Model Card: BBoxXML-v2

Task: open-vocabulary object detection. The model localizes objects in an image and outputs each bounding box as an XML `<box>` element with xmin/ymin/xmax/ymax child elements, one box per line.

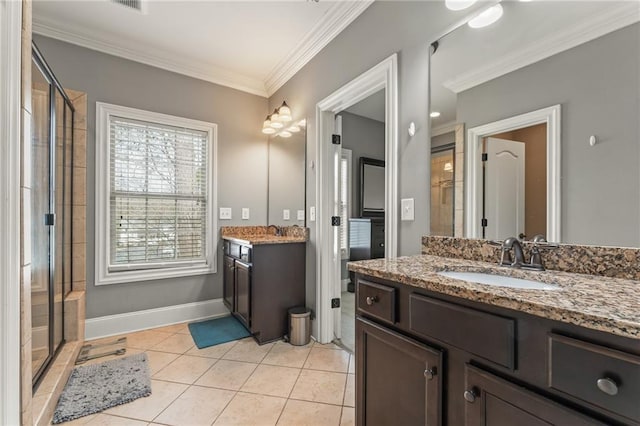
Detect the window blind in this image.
<box><xmin>109</xmin><ymin>116</ymin><xmax>208</xmax><ymax>269</ymax></box>
<box><xmin>339</xmin><ymin>157</ymin><xmax>349</xmax><ymax>256</ymax></box>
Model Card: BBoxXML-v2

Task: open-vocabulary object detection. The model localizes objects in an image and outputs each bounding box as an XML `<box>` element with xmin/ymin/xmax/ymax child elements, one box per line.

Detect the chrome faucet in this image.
<box><xmin>267</xmin><ymin>224</ymin><xmax>282</xmax><ymax>236</ymax></box>
<box><xmin>502</xmin><ymin>237</ymin><xmax>526</xmax><ymax>267</ymax></box>
<box><xmin>495</xmin><ymin>235</ymin><xmax>557</xmax><ymax>270</ymax></box>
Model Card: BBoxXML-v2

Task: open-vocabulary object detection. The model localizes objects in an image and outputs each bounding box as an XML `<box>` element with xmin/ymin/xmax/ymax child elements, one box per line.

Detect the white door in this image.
<box><xmin>484</xmin><ymin>137</ymin><xmax>525</xmax><ymax>240</ymax></box>
<box><xmin>332</xmin><ymin>115</ymin><xmax>343</xmax><ymax>341</ymax></box>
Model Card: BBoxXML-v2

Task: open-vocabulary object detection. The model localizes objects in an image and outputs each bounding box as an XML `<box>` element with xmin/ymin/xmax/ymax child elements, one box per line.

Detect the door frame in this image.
<box><xmin>465</xmin><ymin>104</ymin><xmax>561</xmax><ymax>242</ymax></box>
<box><xmin>0</xmin><ymin>0</ymin><xmax>24</xmax><ymax>423</ymax></box>
<box><xmin>315</xmin><ymin>54</ymin><xmax>398</xmax><ymax>344</ymax></box>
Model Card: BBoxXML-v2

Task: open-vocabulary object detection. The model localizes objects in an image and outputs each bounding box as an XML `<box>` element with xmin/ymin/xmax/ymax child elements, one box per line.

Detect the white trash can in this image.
<box><xmin>288</xmin><ymin>307</ymin><xmax>311</xmax><ymax>346</ymax></box>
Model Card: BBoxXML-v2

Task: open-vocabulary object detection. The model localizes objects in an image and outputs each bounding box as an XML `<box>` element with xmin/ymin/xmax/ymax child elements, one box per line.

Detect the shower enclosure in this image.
<box><xmin>31</xmin><ymin>43</ymin><xmax>74</xmax><ymax>388</ymax></box>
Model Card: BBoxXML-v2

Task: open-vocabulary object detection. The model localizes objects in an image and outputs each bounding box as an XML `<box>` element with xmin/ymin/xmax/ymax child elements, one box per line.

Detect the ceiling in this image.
<box><xmin>430</xmin><ymin>1</ymin><xmax>639</xmax><ymax>129</ymax></box>
<box><xmin>344</xmin><ymin>89</ymin><xmax>385</xmax><ymax>122</ymax></box>
<box><xmin>32</xmin><ymin>0</ymin><xmax>373</xmax><ymax>97</ymax></box>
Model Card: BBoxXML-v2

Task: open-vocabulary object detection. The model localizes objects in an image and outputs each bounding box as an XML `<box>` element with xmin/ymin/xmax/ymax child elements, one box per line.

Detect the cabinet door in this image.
<box><xmin>464</xmin><ymin>364</ymin><xmax>605</xmax><ymax>426</ymax></box>
<box><xmin>356</xmin><ymin>317</ymin><xmax>442</xmax><ymax>426</ymax></box>
<box><xmin>223</xmin><ymin>255</ymin><xmax>235</xmax><ymax>311</ymax></box>
<box><xmin>235</xmin><ymin>261</ymin><xmax>251</xmax><ymax>328</ymax></box>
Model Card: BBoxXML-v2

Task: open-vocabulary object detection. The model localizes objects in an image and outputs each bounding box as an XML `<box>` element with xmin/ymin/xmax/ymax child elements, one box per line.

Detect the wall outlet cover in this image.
<box><xmin>283</xmin><ymin>209</ymin><xmax>290</xmax><ymax>220</ymax></box>
<box><xmin>309</xmin><ymin>206</ymin><xmax>316</xmax><ymax>222</ymax></box>
<box><xmin>219</xmin><ymin>207</ymin><xmax>232</xmax><ymax>220</ymax></box>
<box><xmin>241</xmin><ymin>208</ymin><xmax>250</xmax><ymax>220</ymax></box>
<box><xmin>401</xmin><ymin>198</ymin><xmax>415</xmax><ymax>221</ymax></box>
<box><xmin>297</xmin><ymin>210</ymin><xmax>305</xmax><ymax>221</ymax></box>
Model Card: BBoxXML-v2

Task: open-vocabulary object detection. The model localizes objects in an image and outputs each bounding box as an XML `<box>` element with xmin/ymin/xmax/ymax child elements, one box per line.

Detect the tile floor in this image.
<box><xmin>60</xmin><ymin>323</ymin><xmax>355</xmax><ymax>426</ymax></box>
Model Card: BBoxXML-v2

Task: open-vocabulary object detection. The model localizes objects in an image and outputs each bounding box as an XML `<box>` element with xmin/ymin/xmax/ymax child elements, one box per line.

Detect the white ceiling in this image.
<box><xmin>32</xmin><ymin>0</ymin><xmax>373</xmax><ymax>97</ymax></box>
<box><xmin>430</xmin><ymin>1</ymin><xmax>640</xmax><ymax>128</ymax></box>
<box><xmin>344</xmin><ymin>89</ymin><xmax>385</xmax><ymax>122</ymax></box>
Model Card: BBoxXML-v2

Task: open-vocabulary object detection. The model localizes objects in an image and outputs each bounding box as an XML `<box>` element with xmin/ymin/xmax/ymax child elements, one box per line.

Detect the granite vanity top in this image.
<box><xmin>348</xmin><ymin>255</ymin><xmax>640</xmax><ymax>340</ymax></box>
<box><xmin>221</xmin><ymin>226</ymin><xmax>308</xmax><ymax>245</ymax></box>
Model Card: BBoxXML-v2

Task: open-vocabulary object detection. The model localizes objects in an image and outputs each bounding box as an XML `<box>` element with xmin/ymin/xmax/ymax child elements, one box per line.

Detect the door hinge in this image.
<box><xmin>331</xmin><ymin>298</ymin><xmax>341</xmax><ymax>308</ymax></box>
<box><xmin>45</xmin><ymin>213</ymin><xmax>55</xmax><ymax>226</ymax></box>
<box><xmin>481</xmin><ymin>218</ymin><xmax>488</xmax><ymax>227</ymax></box>
<box><xmin>332</xmin><ymin>134</ymin><xmax>341</xmax><ymax>145</ymax></box>
<box><xmin>481</xmin><ymin>153</ymin><xmax>488</xmax><ymax>162</ymax></box>
<box><xmin>331</xmin><ymin>216</ymin><xmax>341</xmax><ymax>226</ymax></box>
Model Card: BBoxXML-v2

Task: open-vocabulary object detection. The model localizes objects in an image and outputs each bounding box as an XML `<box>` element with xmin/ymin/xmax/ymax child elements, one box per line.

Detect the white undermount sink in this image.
<box><xmin>437</xmin><ymin>271</ymin><xmax>561</xmax><ymax>290</ymax></box>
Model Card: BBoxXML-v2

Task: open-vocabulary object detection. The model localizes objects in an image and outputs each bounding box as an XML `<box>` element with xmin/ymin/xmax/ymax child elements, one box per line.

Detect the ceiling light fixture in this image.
<box><xmin>468</xmin><ymin>4</ymin><xmax>504</xmax><ymax>28</ymax></box>
<box><xmin>430</xmin><ymin>111</ymin><xmax>441</xmax><ymax>118</ymax></box>
<box><xmin>445</xmin><ymin>0</ymin><xmax>477</xmax><ymax>11</ymax></box>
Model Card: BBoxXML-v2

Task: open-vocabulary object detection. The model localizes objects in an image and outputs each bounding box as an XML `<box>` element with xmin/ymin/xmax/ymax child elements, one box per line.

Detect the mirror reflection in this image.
<box><xmin>267</xmin><ymin>121</ymin><xmax>306</xmax><ymax>226</ymax></box>
<box><xmin>430</xmin><ymin>1</ymin><xmax>639</xmax><ymax>246</ymax></box>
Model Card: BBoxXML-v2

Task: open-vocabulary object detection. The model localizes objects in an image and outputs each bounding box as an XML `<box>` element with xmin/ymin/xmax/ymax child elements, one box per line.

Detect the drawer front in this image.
<box><xmin>548</xmin><ymin>334</ymin><xmax>640</xmax><ymax>424</ymax></box>
<box><xmin>409</xmin><ymin>294</ymin><xmax>516</xmax><ymax>369</ymax></box>
<box><xmin>357</xmin><ymin>279</ymin><xmax>396</xmax><ymax>325</ymax></box>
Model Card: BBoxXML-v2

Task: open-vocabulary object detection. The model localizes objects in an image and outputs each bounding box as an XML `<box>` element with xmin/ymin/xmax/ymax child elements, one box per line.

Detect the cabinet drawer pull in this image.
<box><xmin>424</xmin><ymin>367</ymin><xmax>437</xmax><ymax>380</ymax></box>
<box><xmin>596</xmin><ymin>377</ymin><xmax>619</xmax><ymax>396</ymax></box>
<box><xmin>366</xmin><ymin>296</ymin><xmax>378</xmax><ymax>306</ymax></box>
<box><xmin>464</xmin><ymin>388</ymin><xmax>478</xmax><ymax>403</ymax></box>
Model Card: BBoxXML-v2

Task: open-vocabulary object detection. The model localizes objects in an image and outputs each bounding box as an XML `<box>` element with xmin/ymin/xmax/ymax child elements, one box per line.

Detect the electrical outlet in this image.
<box><xmin>241</xmin><ymin>208</ymin><xmax>250</xmax><ymax>220</ymax></box>
<box><xmin>309</xmin><ymin>206</ymin><xmax>316</xmax><ymax>222</ymax></box>
<box><xmin>283</xmin><ymin>209</ymin><xmax>290</xmax><ymax>220</ymax></box>
<box><xmin>297</xmin><ymin>210</ymin><xmax>305</xmax><ymax>221</ymax></box>
<box><xmin>401</xmin><ymin>198</ymin><xmax>414</xmax><ymax>221</ymax></box>
<box><xmin>219</xmin><ymin>207</ymin><xmax>232</xmax><ymax>220</ymax></box>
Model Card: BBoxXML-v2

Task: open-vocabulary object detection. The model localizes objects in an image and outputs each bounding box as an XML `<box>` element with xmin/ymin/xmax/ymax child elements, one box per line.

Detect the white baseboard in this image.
<box><xmin>85</xmin><ymin>298</ymin><xmax>229</xmax><ymax>340</ymax></box>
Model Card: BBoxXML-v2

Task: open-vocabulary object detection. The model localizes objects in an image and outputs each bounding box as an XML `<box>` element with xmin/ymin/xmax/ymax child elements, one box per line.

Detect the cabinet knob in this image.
<box><xmin>464</xmin><ymin>388</ymin><xmax>478</xmax><ymax>403</ymax></box>
<box><xmin>597</xmin><ymin>377</ymin><xmax>619</xmax><ymax>396</ymax></box>
<box><xmin>366</xmin><ymin>296</ymin><xmax>378</xmax><ymax>306</ymax></box>
<box><xmin>424</xmin><ymin>367</ymin><xmax>437</xmax><ymax>380</ymax></box>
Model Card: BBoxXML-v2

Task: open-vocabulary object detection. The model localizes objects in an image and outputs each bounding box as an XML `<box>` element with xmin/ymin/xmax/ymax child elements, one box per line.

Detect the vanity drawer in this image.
<box><xmin>548</xmin><ymin>334</ymin><xmax>640</xmax><ymax>424</ymax></box>
<box><xmin>357</xmin><ymin>279</ymin><xmax>396</xmax><ymax>324</ymax></box>
<box><xmin>409</xmin><ymin>294</ymin><xmax>516</xmax><ymax>370</ymax></box>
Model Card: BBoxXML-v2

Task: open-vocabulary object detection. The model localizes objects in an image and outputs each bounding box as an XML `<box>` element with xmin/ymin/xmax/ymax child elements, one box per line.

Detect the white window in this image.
<box><xmin>95</xmin><ymin>102</ymin><xmax>217</xmax><ymax>285</ymax></box>
<box><xmin>339</xmin><ymin>149</ymin><xmax>352</xmax><ymax>259</ymax></box>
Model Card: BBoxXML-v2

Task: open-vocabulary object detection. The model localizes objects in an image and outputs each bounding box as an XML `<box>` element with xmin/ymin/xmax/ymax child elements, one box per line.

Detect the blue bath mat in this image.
<box><xmin>188</xmin><ymin>315</ymin><xmax>251</xmax><ymax>349</ymax></box>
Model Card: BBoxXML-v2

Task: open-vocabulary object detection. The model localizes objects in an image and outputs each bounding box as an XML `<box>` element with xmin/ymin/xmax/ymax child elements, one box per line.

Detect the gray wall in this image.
<box><xmin>34</xmin><ymin>35</ymin><xmax>269</xmax><ymax>319</ymax></box>
<box><xmin>267</xmin><ymin>1</ymin><xmax>482</xmax><ymax>334</ymax></box>
<box><xmin>431</xmin><ymin>131</ymin><xmax>455</xmax><ymax>149</ymax></box>
<box><xmin>340</xmin><ymin>111</ymin><xmax>385</xmax><ymax>218</ymax></box>
<box><xmin>457</xmin><ymin>23</ymin><xmax>640</xmax><ymax>247</ymax></box>
<box><xmin>267</xmin><ymin>131</ymin><xmax>306</xmax><ymax>226</ymax></box>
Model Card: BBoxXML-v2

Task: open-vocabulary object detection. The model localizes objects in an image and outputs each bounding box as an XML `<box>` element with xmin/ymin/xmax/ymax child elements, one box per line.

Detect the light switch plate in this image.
<box><xmin>309</xmin><ymin>206</ymin><xmax>316</xmax><ymax>222</ymax></box>
<box><xmin>401</xmin><ymin>198</ymin><xmax>415</xmax><ymax>221</ymax></box>
<box><xmin>241</xmin><ymin>208</ymin><xmax>250</xmax><ymax>220</ymax></box>
<box><xmin>219</xmin><ymin>207</ymin><xmax>232</xmax><ymax>220</ymax></box>
<box><xmin>283</xmin><ymin>209</ymin><xmax>290</xmax><ymax>220</ymax></box>
<box><xmin>297</xmin><ymin>210</ymin><xmax>305</xmax><ymax>221</ymax></box>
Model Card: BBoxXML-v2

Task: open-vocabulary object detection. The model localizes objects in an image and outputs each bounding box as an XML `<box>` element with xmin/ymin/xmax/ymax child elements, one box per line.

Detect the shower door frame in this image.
<box><xmin>31</xmin><ymin>42</ymin><xmax>75</xmax><ymax>388</ymax></box>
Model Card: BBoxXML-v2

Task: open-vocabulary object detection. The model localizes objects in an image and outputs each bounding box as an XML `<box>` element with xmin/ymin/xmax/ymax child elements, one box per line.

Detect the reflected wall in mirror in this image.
<box><xmin>360</xmin><ymin>157</ymin><xmax>385</xmax><ymax>217</ymax></box>
<box><xmin>267</xmin><ymin>120</ymin><xmax>306</xmax><ymax>226</ymax></box>
<box><xmin>430</xmin><ymin>1</ymin><xmax>640</xmax><ymax>246</ymax></box>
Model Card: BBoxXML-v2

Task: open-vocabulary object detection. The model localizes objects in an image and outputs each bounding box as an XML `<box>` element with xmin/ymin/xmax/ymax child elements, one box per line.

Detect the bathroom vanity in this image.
<box><xmin>349</xmin><ymin>247</ymin><xmax>640</xmax><ymax>426</ymax></box>
<box><xmin>222</xmin><ymin>226</ymin><xmax>307</xmax><ymax>344</ymax></box>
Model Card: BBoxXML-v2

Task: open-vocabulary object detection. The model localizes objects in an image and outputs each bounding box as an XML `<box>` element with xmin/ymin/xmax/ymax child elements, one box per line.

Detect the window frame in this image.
<box><xmin>95</xmin><ymin>102</ymin><xmax>217</xmax><ymax>286</ymax></box>
<box><xmin>339</xmin><ymin>149</ymin><xmax>353</xmax><ymax>260</ymax></box>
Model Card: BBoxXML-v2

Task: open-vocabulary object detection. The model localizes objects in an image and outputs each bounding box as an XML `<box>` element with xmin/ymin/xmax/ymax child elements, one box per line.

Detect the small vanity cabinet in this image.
<box><xmin>354</xmin><ymin>273</ymin><xmax>640</xmax><ymax>426</ymax></box>
<box><xmin>223</xmin><ymin>239</ymin><xmax>305</xmax><ymax>344</ymax></box>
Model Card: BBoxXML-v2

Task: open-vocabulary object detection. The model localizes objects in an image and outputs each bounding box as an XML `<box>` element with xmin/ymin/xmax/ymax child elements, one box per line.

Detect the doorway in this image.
<box><xmin>315</xmin><ymin>54</ymin><xmax>398</xmax><ymax>345</ymax></box>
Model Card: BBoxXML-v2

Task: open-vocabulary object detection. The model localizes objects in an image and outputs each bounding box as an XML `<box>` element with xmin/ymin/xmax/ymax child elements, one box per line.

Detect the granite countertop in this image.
<box><xmin>348</xmin><ymin>255</ymin><xmax>640</xmax><ymax>340</ymax></box>
<box><xmin>221</xmin><ymin>226</ymin><xmax>309</xmax><ymax>245</ymax></box>
<box><xmin>222</xmin><ymin>234</ymin><xmax>307</xmax><ymax>245</ymax></box>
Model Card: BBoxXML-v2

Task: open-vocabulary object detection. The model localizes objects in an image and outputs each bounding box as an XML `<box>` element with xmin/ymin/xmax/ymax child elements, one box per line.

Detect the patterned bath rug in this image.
<box><xmin>52</xmin><ymin>353</ymin><xmax>151</xmax><ymax>424</ymax></box>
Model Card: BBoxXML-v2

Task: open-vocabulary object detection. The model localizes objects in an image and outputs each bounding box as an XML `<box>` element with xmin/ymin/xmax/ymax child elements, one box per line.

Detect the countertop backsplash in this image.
<box><xmin>422</xmin><ymin>236</ymin><xmax>640</xmax><ymax>281</ymax></box>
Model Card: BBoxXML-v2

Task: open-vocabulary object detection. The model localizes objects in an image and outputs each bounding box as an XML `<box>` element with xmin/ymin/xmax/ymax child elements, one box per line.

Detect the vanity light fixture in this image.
<box><xmin>468</xmin><ymin>4</ymin><xmax>504</xmax><ymax>28</ymax></box>
<box><xmin>279</xmin><ymin>130</ymin><xmax>292</xmax><ymax>138</ymax></box>
<box><xmin>445</xmin><ymin>0</ymin><xmax>477</xmax><ymax>11</ymax></box>
<box><xmin>444</xmin><ymin>162</ymin><xmax>454</xmax><ymax>172</ymax></box>
<box><xmin>263</xmin><ymin>104</ymin><xmax>305</xmax><ymax>137</ymax></box>
<box><xmin>277</xmin><ymin>101</ymin><xmax>292</xmax><ymax>122</ymax></box>
<box><xmin>430</xmin><ymin>111</ymin><xmax>441</xmax><ymax>118</ymax></box>
<box><xmin>270</xmin><ymin>109</ymin><xmax>284</xmax><ymax>129</ymax></box>
<box><xmin>262</xmin><ymin>115</ymin><xmax>276</xmax><ymax>134</ymax></box>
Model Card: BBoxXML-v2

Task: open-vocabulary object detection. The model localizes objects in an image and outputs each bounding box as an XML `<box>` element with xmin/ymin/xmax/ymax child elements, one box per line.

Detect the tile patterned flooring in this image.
<box><xmin>60</xmin><ymin>323</ymin><xmax>355</xmax><ymax>426</ymax></box>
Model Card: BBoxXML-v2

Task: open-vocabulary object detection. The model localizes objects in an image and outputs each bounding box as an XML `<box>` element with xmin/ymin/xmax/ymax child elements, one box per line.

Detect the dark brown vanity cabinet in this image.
<box><xmin>354</xmin><ymin>273</ymin><xmax>640</xmax><ymax>426</ymax></box>
<box><xmin>356</xmin><ymin>317</ymin><xmax>443</xmax><ymax>426</ymax></box>
<box><xmin>223</xmin><ymin>240</ymin><xmax>305</xmax><ymax>344</ymax></box>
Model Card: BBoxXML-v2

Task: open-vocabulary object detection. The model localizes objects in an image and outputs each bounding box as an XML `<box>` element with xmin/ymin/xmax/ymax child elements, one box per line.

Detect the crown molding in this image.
<box><xmin>33</xmin><ymin>17</ymin><xmax>269</xmax><ymax>97</ymax></box>
<box><xmin>444</xmin><ymin>2</ymin><xmax>640</xmax><ymax>94</ymax></box>
<box><xmin>264</xmin><ymin>0</ymin><xmax>374</xmax><ymax>97</ymax></box>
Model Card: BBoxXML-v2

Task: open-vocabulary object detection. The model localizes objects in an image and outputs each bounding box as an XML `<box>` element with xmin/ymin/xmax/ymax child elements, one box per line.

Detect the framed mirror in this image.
<box><xmin>359</xmin><ymin>157</ymin><xmax>385</xmax><ymax>217</ymax></box>
<box><xmin>267</xmin><ymin>121</ymin><xmax>306</xmax><ymax>226</ymax></box>
<box><xmin>429</xmin><ymin>1</ymin><xmax>639</xmax><ymax>246</ymax></box>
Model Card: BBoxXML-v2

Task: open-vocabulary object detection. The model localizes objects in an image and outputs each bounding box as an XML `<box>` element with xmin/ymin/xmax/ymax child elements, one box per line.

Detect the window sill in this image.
<box><xmin>95</xmin><ymin>262</ymin><xmax>216</xmax><ymax>286</ymax></box>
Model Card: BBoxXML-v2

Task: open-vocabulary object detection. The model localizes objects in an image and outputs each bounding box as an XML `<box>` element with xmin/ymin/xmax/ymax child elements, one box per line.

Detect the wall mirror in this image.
<box><xmin>360</xmin><ymin>157</ymin><xmax>385</xmax><ymax>217</ymax></box>
<box><xmin>429</xmin><ymin>1</ymin><xmax>639</xmax><ymax>247</ymax></box>
<box><xmin>267</xmin><ymin>121</ymin><xmax>307</xmax><ymax>226</ymax></box>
